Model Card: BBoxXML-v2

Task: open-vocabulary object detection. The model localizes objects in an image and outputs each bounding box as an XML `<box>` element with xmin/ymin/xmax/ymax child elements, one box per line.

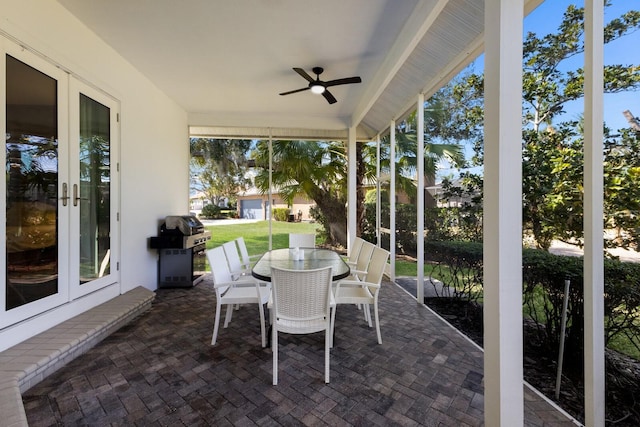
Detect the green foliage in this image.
<box><xmin>190</xmin><ymin>138</ymin><xmax>252</xmax><ymax>207</ymax></box>
<box><xmin>309</xmin><ymin>205</ymin><xmax>330</xmax><ymax>245</ymax></box>
<box><xmin>424</xmin><ymin>240</ymin><xmax>640</xmax><ymax>361</ymax></box>
<box><xmin>522</xmin><ymin>124</ymin><xmax>584</xmax><ymax>249</ymax></box>
<box><xmin>200</xmin><ymin>204</ymin><xmax>221</xmax><ymax>218</ymax></box>
<box><xmin>455</xmin><ymin>3</ymin><xmax>640</xmax><ymax>248</ymax></box>
<box><xmin>604</xmin><ymin>128</ymin><xmax>640</xmax><ymax>251</ymax></box>
<box><xmin>252</xmin><ymin>140</ymin><xmax>350</xmax><ymax>245</ymax></box>
<box><xmin>361</xmin><ymin>200</ymin><xmax>417</xmax><ymax>252</ymax></box>
<box><xmin>272</xmin><ymin>208</ymin><xmax>289</xmax><ymax>222</ymax></box>
<box><xmin>364</xmin><ymin>188</ymin><xmax>388</xmax><ymax>204</ymax></box>
<box><xmin>435</xmin><ymin>173</ymin><xmax>484</xmax><ymax>241</ymax></box>
<box><xmin>424</xmin><ymin>241</ymin><xmax>484</xmax><ymax>303</ymax></box>
<box><xmin>395</xmin><ymin>204</ymin><xmax>418</xmax><ymax>253</ymax></box>
<box><xmin>602</xmin><ymin>260</ymin><xmax>640</xmax><ymax>356</ymax></box>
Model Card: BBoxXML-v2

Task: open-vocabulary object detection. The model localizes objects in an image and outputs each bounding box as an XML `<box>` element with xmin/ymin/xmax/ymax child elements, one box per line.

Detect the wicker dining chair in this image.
<box><xmin>345</xmin><ymin>236</ymin><xmax>365</xmax><ymax>268</ymax></box>
<box><xmin>331</xmin><ymin>246</ymin><xmax>390</xmax><ymax>344</ymax></box>
<box><xmin>348</xmin><ymin>240</ymin><xmax>375</xmax><ymax>281</ymax></box>
<box><xmin>207</xmin><ymin>246</ymin><xmax>271</xmax><ymax>347</ymax></box>
<box><xmin>270</xmin><ymin>265</ymin><xmax>334</xmax><ymax>385</ymax></box>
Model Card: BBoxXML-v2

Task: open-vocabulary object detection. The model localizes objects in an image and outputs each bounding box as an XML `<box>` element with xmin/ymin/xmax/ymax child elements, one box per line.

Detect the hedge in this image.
<box><xmin>424</xmin><ymin>240</ymin><xmax>640</xmax><ymax>360</ymax></box>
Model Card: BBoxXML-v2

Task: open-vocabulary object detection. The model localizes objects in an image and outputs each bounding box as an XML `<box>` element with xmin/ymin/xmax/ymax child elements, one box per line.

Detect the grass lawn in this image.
<box><xmin>206</xmin><ymin>220</ymin><xmax>322</xmax><ymax>254</ymax></box>
<box><xmin>206</xmin><ymin>220</ymin><xmax>435</xmax><ymax>279</ymax></box>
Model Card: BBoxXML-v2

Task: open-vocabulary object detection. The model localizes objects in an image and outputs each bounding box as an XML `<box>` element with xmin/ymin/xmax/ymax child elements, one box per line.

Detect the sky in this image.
<box><xmin>437</xmin><ymin>0</ymin><xmax>640</xmax><ymax>180</ymax></box>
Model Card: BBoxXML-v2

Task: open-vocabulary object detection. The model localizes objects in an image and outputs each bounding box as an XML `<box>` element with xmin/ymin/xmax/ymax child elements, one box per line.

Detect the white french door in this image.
<box><xmin>1</xmin><ymin>39</ymin><xmax>119</xmax><ymax>327</ymax></box>
<box><xmin>68</xmin><ymin>79</ymin><xmax>119</xmax><ymax>299</ymax></box>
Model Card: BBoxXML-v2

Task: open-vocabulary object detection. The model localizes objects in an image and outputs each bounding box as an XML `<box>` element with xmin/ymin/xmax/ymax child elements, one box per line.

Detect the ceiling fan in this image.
<box><xmin>279</xmin><ymin>67</ymin><xmax>362</xmax><ymax>104</ymax></box>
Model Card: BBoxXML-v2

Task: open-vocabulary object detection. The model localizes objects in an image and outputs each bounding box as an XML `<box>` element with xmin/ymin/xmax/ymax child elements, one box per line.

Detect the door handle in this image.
<box><xmin>73</xmin><ymin>184</ymin><xmax>88</xmax><ymax>207</ymax></box>
<box><xmin>61</xmin><ymin>183</ymin><xmax>69</xmax><ymax>206</ymax></box>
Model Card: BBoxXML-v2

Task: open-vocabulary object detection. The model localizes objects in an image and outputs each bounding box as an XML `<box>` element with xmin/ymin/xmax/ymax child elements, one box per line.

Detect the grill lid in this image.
<box><xmin>164</xmin><ymin>215</ymin><xmax>204</xmax><ymax>236</ymax></box>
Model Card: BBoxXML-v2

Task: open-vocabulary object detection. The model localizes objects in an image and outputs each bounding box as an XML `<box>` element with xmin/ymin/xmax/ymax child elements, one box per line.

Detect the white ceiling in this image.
<box><xmin>56</xmin><ymin>0</ymin><xmax>541</xmax><ymax>140</ymax></box>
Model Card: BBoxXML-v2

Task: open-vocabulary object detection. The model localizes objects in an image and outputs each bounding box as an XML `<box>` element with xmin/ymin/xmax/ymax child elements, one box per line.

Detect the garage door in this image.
<box><xmin>240</xmin><ymin>199</ymin><xmax>262</xmax><ymax>219</ymax></box>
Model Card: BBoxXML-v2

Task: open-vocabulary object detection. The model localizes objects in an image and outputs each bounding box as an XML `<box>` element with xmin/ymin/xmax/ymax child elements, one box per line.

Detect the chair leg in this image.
<box><xmin>330</xmin><ymin>305</ymin><xmax>337</xmax><ymax>347</ymax></box>
<box><xmin>272</xmin><ymin>328</ymin><xmax>278</xmax><ymax>385</ymax></box>
<box><xmin>224</xmin><ymin>305</ymin><xmax>233</xmax><ymax>327</ymax></box>
<box><xmin>363</xmin><ymin>303</ymin><xmax>372</xmax><ymax>327</ymax></box>
<box><xmin>325</xmin><ymin>323</ymin><xmax>330</xmax><ymax>383</ymax></box>
<box><xmin>258</xmin><ymin>302</ymin><xmax>266</xmax><ymax>348</ymax></box>
<box><xmin>374</xmin><ymin>302</ymin><xmax>382</xmax><ymax>344</ymax></box>
<box><xmin>211</xmin><ymin>302</ymin><xmax>222</xmax><ymax>345</ymax></box>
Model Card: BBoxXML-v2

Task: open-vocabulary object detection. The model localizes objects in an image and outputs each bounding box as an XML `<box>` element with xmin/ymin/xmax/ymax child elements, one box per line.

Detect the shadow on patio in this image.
<box><xmin>23</xmin><ymin>276</ymin><xmax>579</xmax><ymax>426</ymax></box>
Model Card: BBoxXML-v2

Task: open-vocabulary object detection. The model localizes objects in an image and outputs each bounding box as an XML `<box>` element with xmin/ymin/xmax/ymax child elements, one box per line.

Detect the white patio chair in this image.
<box><xmin>270</xmin><ymin>266</ymin><xmax>334</xmax><ymax>385</ymax></box>
<box><xmin>331</xmin><ymin>246</ymin><xmax>390</xmax><ymax>344</ymax></box>
<box><xmin>345</xmin><ymin>236</ymin><xmax>365</xmax><ymax>268</ymax></box>
<box><xmin>222</xmin><ymin>240</ymin><xmax>251</xmax><ymax>279</ymax></box>
<box><xmin>288</xmin><ymin>233</ymin><xmax>315</xmax><ymax>248</ymax></box>
<box><xmin>235</xmin><ymin>237</ymin><xmax>262</xmax><ymax>270</ymax></box>
<box><xmin>206</xmin><ymin>246</ymin><xmax>271</xmax><ymax>347</ymax></box>
<box><xmin>347</xmin><ymin>240</ymin><xmax>375</xmax><ymax>281</ymax></box>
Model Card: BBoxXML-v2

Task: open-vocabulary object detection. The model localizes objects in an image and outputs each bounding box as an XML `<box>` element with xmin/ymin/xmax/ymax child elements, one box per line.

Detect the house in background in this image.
<box><xmin>189</xmin><ymin>192</ymin><xmax>228</xmax><ymax>217</ymax></box>
<box><xmin>236</xmin><ymin>189</ymin><xmax>314</xmax><ymax>221</ymax></box>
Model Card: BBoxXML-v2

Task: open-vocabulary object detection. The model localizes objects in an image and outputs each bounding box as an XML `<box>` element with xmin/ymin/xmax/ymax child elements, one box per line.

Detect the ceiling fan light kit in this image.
<box><xmin>280</xmin><ymin>66</ymin><xmax>361</xmax><ymax>104</ymax></box>
<box><xmin>310</xmin><ymin>84</ymin><xmax>325</xmax><ymax>94</ymax></box>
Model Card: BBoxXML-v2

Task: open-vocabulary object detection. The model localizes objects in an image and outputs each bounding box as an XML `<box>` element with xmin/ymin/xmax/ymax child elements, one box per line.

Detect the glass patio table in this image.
<box><xmin>251</xmin><ymin>248</ymin><xmax>350</xmax><ymax>282</ymax></box>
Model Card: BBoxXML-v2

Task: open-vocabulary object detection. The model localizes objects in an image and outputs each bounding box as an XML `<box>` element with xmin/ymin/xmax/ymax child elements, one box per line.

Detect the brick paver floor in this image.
<box><xmin>23</xmin><ymin>276</ymin><xmax>579</xmax><ymax>426</ymax></box>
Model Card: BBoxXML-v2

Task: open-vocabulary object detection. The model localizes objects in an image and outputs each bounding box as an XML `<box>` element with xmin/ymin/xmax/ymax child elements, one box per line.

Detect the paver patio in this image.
<box><xmin>22</xmin><ymin>275</ymin><xmax>579</xmax><ymax>426</ymax></box>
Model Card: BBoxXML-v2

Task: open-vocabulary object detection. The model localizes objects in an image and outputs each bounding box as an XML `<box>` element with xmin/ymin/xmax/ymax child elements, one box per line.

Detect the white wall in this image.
<box><xmin>1</xmin><ymin>0</ymin><xmax>189</xmax><ymax>292</ymax></box>
<box><xmin>0</xmin><ymin>0</ymin><xmax>188</xmax><ymax>347</ymax></box>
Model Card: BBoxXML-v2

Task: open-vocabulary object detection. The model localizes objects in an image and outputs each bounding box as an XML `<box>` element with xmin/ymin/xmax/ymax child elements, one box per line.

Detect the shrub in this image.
<box><xmin>423</xmin><ymin>240</ymin><xmax>640</xmax><ymax>364</ymax></box>
<box><xmin>361</xmin><ymin>202</ymin><xmax>416</xmax><ymax>253</ymax></box>
<box><xmin>272</xmin><ymin>208</ymin><xmax>289</xmax><ymax>222</ymax></box>
<box><xmin>424</xmin><ymin>240</ymin><xmax>484</xmax><ymax>303</ymax></box>
<box><xmin>201</xmin><ymin>204</ymin><xmax>221</xmax><ymax>218</ymax></box>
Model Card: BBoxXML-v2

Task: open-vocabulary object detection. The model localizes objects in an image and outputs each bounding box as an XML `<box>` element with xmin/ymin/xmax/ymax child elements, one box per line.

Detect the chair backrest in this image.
<box><xmin>355</xmin><ymin>241</ymin><xmax>375</xmax><ymax>272</ymax></box>
<box><xmin>365</xmin><ymin>247</ymin><xmax>390</xmax><ymax>286</ymax></box>
<box><xmin>270</xmin><ymin>266</ymin><xmax>332</xmax><ymax>328</ymax></box>
<box><xmin>289</xmin><ymin>233</ymin><xmax>315</xmax><ymax>248</ymax></box>
<box><xmin>348</xmin><ymin>237</ymin><xmax>364</xmax><ymax>263</ymax></box>
<box><xmin>222</xmin><ymin>240</ymin><xmax>244</xmax><ymax>274</ymax></box>
<box><xmin>235</xmin><ymin>237</ymin><xmax>251</xmax><ymax>269</ymax></box>
<box><xmin>206</xmin><ymin>246</ymin><xmax>234</xmax><ymax>290</ymax></box>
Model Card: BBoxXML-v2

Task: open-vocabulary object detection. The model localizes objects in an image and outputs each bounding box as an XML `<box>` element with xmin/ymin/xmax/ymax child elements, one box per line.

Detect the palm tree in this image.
<box><xmin>252</xmin><ymin>140</ymin><xmax>349</xmax><ymax>245</ymax></box>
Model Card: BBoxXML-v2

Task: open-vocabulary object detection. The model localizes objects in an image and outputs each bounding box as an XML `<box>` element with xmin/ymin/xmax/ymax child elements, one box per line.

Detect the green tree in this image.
<box><xmin>252</xmin><ymin>127</ymin><xmax>465</xmax><ymax>247</ymax></box>
<box><xmin>252</xmin><ymin>140</ymin><xmax>349</xmax><ymax>245</ymax></box>
<box><xmin>452</xmin><ymin>3</ymin><xmax>640</xmax><ymax>249</ymax></box>
<box><xmin>373</xmin><ymin>77</ymin><xmax>475</xmax><ymax>208</ymax></box>
<box><xmin>521</xmin><ymin>4</ymin><xmax>640</xmax><ymax>249</ymax></box>
<box><xmin>190</xmin><ymin>138</ymin><xmax>252</xmax><ymax>207</ymax></box>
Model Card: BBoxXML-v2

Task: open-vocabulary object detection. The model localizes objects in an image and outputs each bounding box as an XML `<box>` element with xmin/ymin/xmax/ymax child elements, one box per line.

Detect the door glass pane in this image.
<box><xmin>78</xmin><ymin>94</ymin><xmax>110</xmax><ymax>284</ymax></box>
<box><xmin>5</xmin><ymin>55</ymin><xmax>59</xmax><ymax>309</ymax></box>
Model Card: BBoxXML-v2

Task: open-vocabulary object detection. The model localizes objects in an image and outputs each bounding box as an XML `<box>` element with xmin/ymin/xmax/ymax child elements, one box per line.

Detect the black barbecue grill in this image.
<box><xmin>149</xmin><ymin>215</ymin><xmax>211</xmax><ymax>288</ymax></box>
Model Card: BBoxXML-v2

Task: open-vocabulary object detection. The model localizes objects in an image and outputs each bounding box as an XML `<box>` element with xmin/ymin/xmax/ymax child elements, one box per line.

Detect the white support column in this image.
<box><xmin>376</xmin><ymin>134</ymin><xmax>382</xmax><ymax>246</ymax></box>
<box><xmin>389</xmin><ymin>121</ymin><xmax>397</xmax><ymax>281</ymax></box>
<box><xmin>483</xmin><ymin>0</ymin><xmax>524</xmax><ymax>425</ymax></box>
<box><xmin>583</xmin><ymin>1</ymin><xmax>605</xmax><ymax>426</ymax></box>
<box><xmin>347</xmin><ymin>127</ymin><xmax>357</xmax><ymax>251</ymax></box>
<box><xmin>416</xmin><ymin>94</ymin><xmax>425</xmax><ymax>302</ymax></box>
<box><xmin>268</xmin><ymin>131</ymin><xmax>273</xmax><ymax>250</ymax></box>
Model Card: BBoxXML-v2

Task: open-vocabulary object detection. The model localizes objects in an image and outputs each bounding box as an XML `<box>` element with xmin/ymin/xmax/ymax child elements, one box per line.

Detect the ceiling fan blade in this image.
<box><xmin>279</xmin><ymin>87</ymin><xmax>310</xmax><ymax>96</ymax></box>
<box><xmin>293</xmin><ymin>67</ymin><xmax>315</xmax><ymax>83</ymax></box>
<box><xmin>322</xmin><ymin>90</ymin><xmax>337</xmax><ymax>104</ymax></box>
<box><xmin>324</xmin><ymin>76</ymin><xmax>362</xmax><ymax>87</ymax></box>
